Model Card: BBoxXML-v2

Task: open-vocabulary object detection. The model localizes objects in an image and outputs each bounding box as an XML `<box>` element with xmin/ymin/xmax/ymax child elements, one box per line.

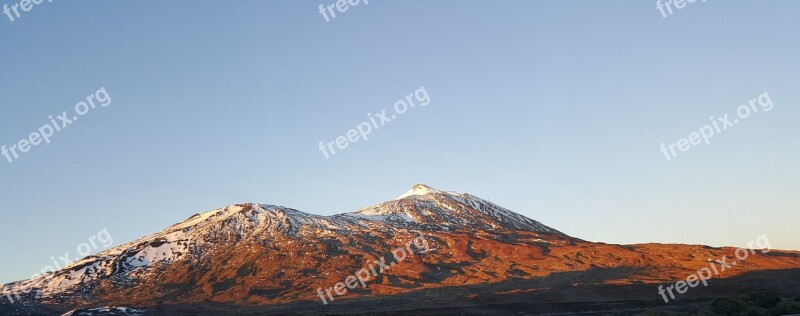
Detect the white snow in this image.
<box><xmin>397</xmin><ymin>184</ymin><xmax>441</xmax><ymax>199</ymax></box>
<box><xmin>125</xmin><ymin>241</ymin><xmax>185</xmax><ymax>268</ymax></box>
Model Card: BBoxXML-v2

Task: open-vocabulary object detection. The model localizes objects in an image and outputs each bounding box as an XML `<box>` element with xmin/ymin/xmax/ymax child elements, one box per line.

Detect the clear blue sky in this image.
<box><xmin>1</xmin><ymin>1</ymin><xmax>798</xmax><ymax>283</ymax></box>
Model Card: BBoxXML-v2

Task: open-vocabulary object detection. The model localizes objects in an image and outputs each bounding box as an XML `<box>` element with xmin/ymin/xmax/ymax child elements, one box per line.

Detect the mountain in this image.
<box><xmin>2</xmin><ymin>184</ymin><xmax>799</xmax><ymax>315</ymax></box>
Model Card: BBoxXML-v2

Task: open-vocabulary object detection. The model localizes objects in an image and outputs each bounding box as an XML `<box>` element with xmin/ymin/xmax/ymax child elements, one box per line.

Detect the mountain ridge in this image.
<box><xmin>1</xmin><ymin>184</ymin><xmax>798</xmax><ymax>315</ymax></box>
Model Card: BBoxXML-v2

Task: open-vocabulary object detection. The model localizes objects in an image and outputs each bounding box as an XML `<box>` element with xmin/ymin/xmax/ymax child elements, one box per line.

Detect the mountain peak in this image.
<box><xmin>397</xmin><ymin>184</ymin><xmax>442</xmax><ymax>199</ymax></box>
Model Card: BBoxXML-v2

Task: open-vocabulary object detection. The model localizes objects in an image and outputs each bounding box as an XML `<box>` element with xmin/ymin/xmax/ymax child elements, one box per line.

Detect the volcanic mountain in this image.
<box><xmin>2</xmin><ymin>184</ymin><xmax>799</xmax><ymax>315</ymax></box>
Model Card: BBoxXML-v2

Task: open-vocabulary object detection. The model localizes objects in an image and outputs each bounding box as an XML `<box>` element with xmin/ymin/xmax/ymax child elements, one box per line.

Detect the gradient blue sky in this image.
<box><xmin>1</xmin><ymin>1</ymin><xmax>798</xmax><ymax>283</ymax></box>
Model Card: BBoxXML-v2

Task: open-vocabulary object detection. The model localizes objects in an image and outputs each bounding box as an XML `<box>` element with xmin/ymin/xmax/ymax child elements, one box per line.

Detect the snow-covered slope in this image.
<box><xmin>346</xmin><ymin>184</ymin><xmax>565</xmax><ymax>234</ymax></box>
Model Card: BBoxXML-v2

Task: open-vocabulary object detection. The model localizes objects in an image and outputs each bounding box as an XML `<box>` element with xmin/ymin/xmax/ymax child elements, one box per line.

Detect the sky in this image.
<box><xmin>1</xmin><ymin>0</ymin><xmax>798</xmax><ymax>284</ymax></box>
